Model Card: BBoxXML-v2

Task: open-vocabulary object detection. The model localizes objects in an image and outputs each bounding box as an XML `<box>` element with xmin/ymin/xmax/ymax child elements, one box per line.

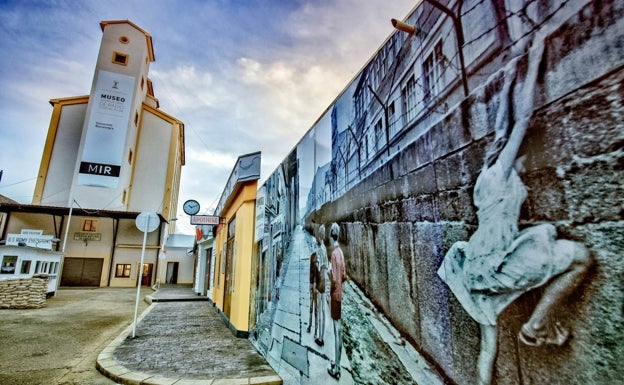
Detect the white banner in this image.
<box><xmin>77</xmin><ymin>70</ymin><xmax>135</xmax><ymax>188</ymax></box>
<box><xmin>6</xmin><ymin>233</ymin><xmax>53</xmax><ymax>250</ymax></box>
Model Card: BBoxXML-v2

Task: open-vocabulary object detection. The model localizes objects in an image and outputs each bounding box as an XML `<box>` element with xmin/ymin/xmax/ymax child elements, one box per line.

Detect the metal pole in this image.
<box><xmin>132</xmin><ymin>216</ymin><xmax>150</xmax><ymax>338</ymax></box>
<box><xmin>61</xmin><ymin>200</ymin><xmax>74</xmax><ymax>253</ymax></box>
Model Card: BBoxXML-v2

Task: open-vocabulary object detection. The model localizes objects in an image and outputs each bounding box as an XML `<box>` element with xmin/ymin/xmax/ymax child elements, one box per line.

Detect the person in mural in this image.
<box><xmin>315</xmin><ymin>224</ymin><xmax>328</xmax><ymax>346</ymax></box>
<box><xmin>307</xmin><ymin>251</ymin><xmax>319</xmax><ymax>335</ymax></box>
<box><xmin>328</xmin><ymin>222</ymin><xmax>347</xmax><ymax>380</ymax></box>
<box><xmin>437</xmin><ymin>31</ymin><xmax>592</xmax><ymax>385</ymax></box>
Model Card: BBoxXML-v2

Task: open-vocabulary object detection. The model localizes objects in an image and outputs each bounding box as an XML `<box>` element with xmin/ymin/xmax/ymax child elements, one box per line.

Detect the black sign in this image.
<box><xmin>79</xmin><ymin>162</ymin><xmax>121</xmax><ymax>177</ymax></box>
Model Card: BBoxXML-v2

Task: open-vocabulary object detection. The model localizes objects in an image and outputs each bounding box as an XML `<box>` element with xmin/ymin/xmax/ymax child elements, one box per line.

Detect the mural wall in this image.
<box><xmin>250</xmin><ymin>1</ymin><xmax>624</xmax><ymax>384</ymax></box>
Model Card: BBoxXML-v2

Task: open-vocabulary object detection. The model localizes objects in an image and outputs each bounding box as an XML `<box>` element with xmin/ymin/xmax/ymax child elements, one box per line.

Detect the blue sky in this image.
<box><xmin>0</xmin><ymin>0</ymin><xmax>416</xmax><ymax>234</ymax></box>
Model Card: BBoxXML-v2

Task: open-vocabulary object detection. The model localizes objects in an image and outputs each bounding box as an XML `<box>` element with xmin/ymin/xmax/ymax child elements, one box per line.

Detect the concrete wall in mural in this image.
<box><xmin>250</xmin><ymin>1</ymin><xmax>624</xmax><ymax>384</ymax></box>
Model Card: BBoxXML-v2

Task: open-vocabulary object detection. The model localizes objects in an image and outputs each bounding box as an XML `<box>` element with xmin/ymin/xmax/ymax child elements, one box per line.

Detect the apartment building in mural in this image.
<box><xmin>0</xmin><ymin>20</ymin><xmax>186</xmax><ymax>289</ymax></box>
<box><xmin>250</xmin><ymin>1</ymin><xmax>623</xmax><ymax>384</ymax></box>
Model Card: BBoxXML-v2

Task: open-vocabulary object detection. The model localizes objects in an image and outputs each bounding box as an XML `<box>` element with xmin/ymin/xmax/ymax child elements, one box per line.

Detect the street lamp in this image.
<box><xmin>392</xmin><ymin>0</ymin><xmax>469</xmax><ymax>97</ymax></box>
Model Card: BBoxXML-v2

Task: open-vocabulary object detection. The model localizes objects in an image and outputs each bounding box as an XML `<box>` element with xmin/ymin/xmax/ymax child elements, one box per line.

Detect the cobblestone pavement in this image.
<box><xmin>97</xmin><ymin>286</ymin><xmax>281</xmax><ymax>385</ymax></box>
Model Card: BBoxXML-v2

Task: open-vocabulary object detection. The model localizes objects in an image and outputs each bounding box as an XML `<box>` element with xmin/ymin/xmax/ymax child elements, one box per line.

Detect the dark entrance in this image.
<box><xmin>139</xmin><ymin>263</ymin><xmax>153</xmax><ymax>286</ymax></box>
<box><xmin>61</xmin><ymin>258</ymin><xmax>103</xmax><ymax>286</ymax></box>
<box><xmin>224</xmin><ymin>217</ymin><xmax>236</xmax><ymax>317</ymax></box>
<box><xmin>166</xmin><ymin>261</ymin><xmax>179</xmax><ymax>284</ymax></box>
<box><xmin>204</xmin><ymin>248</ymin><xmax>213</xmax><ymax>295</ymax></box>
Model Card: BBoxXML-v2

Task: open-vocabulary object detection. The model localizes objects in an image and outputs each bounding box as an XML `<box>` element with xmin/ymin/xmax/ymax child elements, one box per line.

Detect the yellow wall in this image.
<box><xmin>212</xmin><ymin>181</ymin><xmax>258</xmax><ymax>333</ymax></box>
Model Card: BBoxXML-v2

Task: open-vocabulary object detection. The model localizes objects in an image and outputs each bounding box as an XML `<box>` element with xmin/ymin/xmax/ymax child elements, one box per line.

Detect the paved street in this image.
<box><xmin>0</xmin><ymin>287</ymin><xmax>148</xmax><ymax>385</ymax></box>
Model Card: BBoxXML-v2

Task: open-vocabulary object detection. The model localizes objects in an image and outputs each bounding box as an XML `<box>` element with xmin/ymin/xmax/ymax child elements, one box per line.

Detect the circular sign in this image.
<box><xmin>135</xmin><ymin>212</ymin><xmax>159</xmax><ymax>233</ymax></box>
<box><xmin>183</xmin><ymin>199</ymin><xmax>200</xmax><ymax>215</ymax></box>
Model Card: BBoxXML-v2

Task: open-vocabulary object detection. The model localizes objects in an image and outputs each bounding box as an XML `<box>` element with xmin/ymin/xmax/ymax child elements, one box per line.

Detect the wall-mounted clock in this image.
<box><xmin>182</xmin><ymin>199</ymin><xmax>200</xmax><ymax>215</ymax></box>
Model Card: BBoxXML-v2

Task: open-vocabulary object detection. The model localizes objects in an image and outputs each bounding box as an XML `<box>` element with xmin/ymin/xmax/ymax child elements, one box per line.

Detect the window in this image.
<box><xmin>374</xmin><ymin>118</ymin><xmax>383</xmax><ymax>152</ymax></box>
<box><xmin>134</xmin><ymin>111</ymin><xmax>139</xmax><ymax>126</ymax></box>
<box><xmin>402</xmin><ymin>75</ymin><xmax>418</xmax><ymax>124</ymax></box>
<box><xmin>388</xmin><ymin>102</ymin><xmax>397</xmax><ymax>138</ymax></box>
<box><xmin>112</xmin><ymin>51</ymin><xmax>129</xmax><ymax>66</ymax></box>
<box><xmin>20</xmin><ymin>260</ymin><xmax>32</xmax><ymax>274</ymax></box>
<box><xmin>128</xmin><ymin>149</ymin><xmax>133</xmax><ymax>164</ymax></box>
<box><xmin>422</xmin><ymin>40</ymin><xmax>444</xmax><ymax>104</ymax></box>
<box><xmin>83</xmin><ymin>219</ymin><xmax>98</xmax><ymax>232</ymax></box>
<box><xmin>119</xmin><ymin>36</ymin><xmax>129</xmax><ymax>44</ymax></box>
<box><xmin>1</xmin><ymin>256</ymin><xmax>17</xmax><ymax>274</ymax></box>
<box><xmin>115</xmin><ymin>264</ymin><xmax>132</xmax><ymax>278</ymax></box>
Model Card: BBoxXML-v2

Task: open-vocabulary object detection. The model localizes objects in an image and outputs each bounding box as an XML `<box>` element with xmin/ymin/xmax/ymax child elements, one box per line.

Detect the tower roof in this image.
<box><xmin>100</xmin><ymin>20</ymin><xmax>155</xmax><ymax>62</ymax></box>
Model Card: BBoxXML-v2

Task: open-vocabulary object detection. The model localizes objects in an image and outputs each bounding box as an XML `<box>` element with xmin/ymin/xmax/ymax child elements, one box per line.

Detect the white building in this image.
<box><xmin>0</xmin><ymin>20</ymin><xmax>187</xmax><ymax>288</ymax></box>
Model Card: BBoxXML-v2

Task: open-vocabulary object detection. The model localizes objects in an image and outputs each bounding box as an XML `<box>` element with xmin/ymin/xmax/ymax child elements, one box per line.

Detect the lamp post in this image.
<box><xmin>61</xmin><ymin>199</ymin><xmax>76</xmax><ymax>253</ymax></box>
<box><xmin>392</xmin><ymin>0</ymin><xmax>469</xmax><ymax>97</ymax></box>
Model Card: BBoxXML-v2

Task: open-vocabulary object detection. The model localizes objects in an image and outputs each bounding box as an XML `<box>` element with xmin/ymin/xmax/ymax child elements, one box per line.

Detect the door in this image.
<box><xmin>223</xmin><ymin>217</ymin><xmax>236</xmax><ymax>317</ymax></box>
<box><xmin>139</xmin><ymin>263</ymin><xmax>153</xmax><ymax>286</ymax></box>
<box><xmin>166</xmin><ymin>262</ymin><xmax>179</xmax><ymax>284</ymax></box>
<box><xmin>203</xmin><ymin>248</ymin><xmax>212</xmax><ymax>295</ymax></box>
<box><xmin>60</xmin><ymin>258</ymin><xmax>103</xmax><ymax>286</ymax></box>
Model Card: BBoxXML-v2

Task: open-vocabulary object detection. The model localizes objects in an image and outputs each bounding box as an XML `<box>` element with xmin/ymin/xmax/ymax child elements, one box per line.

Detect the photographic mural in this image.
<box><xmin>250</xmin><ymin>1</ymin><xmax>623</xmax><ymax>384</ymax></box>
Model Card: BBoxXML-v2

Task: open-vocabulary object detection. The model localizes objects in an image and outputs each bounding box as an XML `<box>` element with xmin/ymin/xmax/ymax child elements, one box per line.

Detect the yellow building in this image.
<box><xmin>212</xmin><ymin>152</ymin><xmax>261</xmax><ymax>336</ymax></box>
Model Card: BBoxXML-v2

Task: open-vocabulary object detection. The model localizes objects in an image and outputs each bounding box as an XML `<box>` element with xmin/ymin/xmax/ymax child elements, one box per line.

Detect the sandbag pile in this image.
<box><xmin>0</xmin><ymin>274</ymin><xmax>50</xmax><ymax>309</ymax></box>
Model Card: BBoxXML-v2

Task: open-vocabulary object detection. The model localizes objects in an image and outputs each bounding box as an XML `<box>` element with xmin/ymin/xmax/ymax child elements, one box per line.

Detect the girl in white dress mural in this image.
<box><xmin>438</xmin><ymin>31</ymin><xmax>592</xmax><ymax>385</ymax></box>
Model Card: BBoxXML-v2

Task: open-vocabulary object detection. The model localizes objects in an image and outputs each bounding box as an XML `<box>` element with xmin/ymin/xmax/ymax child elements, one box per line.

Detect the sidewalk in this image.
<box><xmin>96</xmin><ymin>285</ymin><xmax>281</xmax><ymax>385</ymax></box>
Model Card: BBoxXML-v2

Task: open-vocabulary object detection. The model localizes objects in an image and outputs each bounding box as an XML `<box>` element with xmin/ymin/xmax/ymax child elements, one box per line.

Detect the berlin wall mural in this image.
<box><xmin>250</xmin><ymin>1</ymin><xmax>623</xmax><ymax>384</ymax></box>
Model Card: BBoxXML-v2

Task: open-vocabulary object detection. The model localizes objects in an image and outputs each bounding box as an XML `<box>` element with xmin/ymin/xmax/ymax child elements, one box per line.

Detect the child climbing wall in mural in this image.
<box><xmin>437</xmin><ymin>26</ymin><xmax>593</xmax><ymax>385</ymax></box>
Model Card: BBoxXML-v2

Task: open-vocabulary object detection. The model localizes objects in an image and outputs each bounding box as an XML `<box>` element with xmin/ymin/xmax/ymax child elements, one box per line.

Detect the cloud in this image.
<box><xmin>0</xmin><ymin>0</ymin><xmax>417</xmax><ymax>232</ymax></box>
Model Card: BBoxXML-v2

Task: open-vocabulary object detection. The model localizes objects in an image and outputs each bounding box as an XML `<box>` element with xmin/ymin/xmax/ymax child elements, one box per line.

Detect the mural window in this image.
<box><xmin>388</xmin><ymin>101</ymin><xmax>397</xmax><ymax>138</ymax></box>
<box><xmin>1</xmin><ymin>255</ymin><xmax>17</xmax><ymax>274</ymax></box>
<box><xmin>374</xmin><ymin>118</ymin><xmax>383</xmax><ymax>151</ymax></box>
<box><xmin>115</xmin><ymin>264</ymin><xmax>132</xmax><ymax>278</ymax></box>
<box><xmin>112</xmin><ymin>51</ymin><xmax>129</xmax><ymax>66</ymax></box>
<box><xmin>83</xmin><ymin>219</ymin><xmax>98</xmax><ymax>232</ymax></box>
<box><xmin>402</xmin><ymin>75</ymin><xmax>417</xmax><ymax>124</ymax></box>
<box><xmin>20</xmin><ymin>260</ymin><xmax>31</xmax><ymax>274</ymax></box>
<box><xmin>423</xmin><ymin>40</ymin><xmax>444</xmax><ymax>104</ymax></box>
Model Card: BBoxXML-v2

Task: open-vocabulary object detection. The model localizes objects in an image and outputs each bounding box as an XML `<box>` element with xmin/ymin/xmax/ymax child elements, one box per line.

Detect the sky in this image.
<box><xmin>0</xmin><ymin>0</ymin><xmax>417</xmax><ymax>234</ymax></box>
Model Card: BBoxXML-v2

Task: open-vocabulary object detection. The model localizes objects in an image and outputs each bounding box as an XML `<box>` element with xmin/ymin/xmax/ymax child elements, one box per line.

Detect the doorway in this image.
<box><xmin>203</xmin><ymin>248</ymin><xmax>212</xmax><ymax>295</ymax></box>
<box><xmin>166</xmin><ymin>262</ymin><xmax>179</xmax><ymax>284</ymax></box>
<box><xmin>139</xmin><ymin>263</ymin><xmax>153</xmax><ymax>286</ymax></box>
<box><xmin>223</xmin><ymin>217</ymin><xmax>236</xmax><ymax>317</ymax></box>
